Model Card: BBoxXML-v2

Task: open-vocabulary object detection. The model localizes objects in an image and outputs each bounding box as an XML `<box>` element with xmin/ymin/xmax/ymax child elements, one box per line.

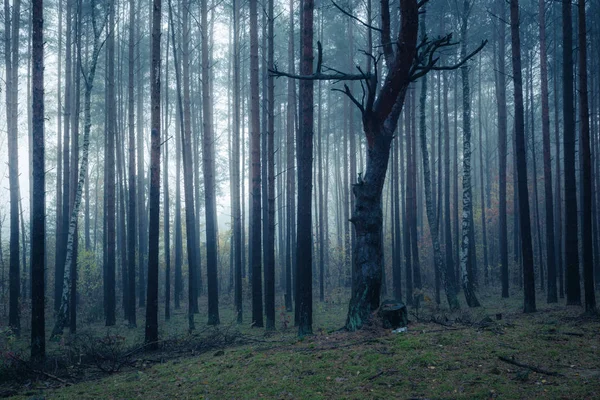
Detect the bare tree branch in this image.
<box><xmin>332</xmin><ymin>0</ymin><xmax>383</xmax><ymax>32</ymax></box>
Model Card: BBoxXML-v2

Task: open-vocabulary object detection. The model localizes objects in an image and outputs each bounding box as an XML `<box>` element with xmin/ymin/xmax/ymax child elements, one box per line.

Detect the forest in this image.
<box><xmin>0</xmin><ymin>0</ymin><xmax>599</xmax><ymax>398</ymax></box>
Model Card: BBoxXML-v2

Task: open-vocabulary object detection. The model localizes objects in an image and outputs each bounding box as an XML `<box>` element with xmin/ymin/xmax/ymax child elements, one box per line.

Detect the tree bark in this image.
<box><xmin>418</xmin><ymin>39</ymin><xmax>459</xmax><ymax>309</ymax></box>
<box><xmin>296</xmin><ymin>0</ymin><xmax>314</xmax><ymax>336</ymax></box>
<box><xmin>265</xmin><ymin>0</ymin><xmax>276</xmax><ymax>330</ymax></box>
<box><xmin>145</xmin><ymin>0</ymin><xmax>161</xmax><ymax>349</ymax></box>
<box><xmin>200</xmin><ymin>0</ymin><xmax>220</xmax><ymax>326</ymax></box>
<box><xmin>4</xmin><ymin>0</ymin><xmax>21</xmax><ymax>334</ymax></box>
<box><xmin>562</xmin><ymin>0</ymin><xmax>581</xmax><ymax>305</ymax></box>
<box><xmin>31</xmin><ymin>0</ymin><xmax>45</xmax><ymax>362</ymax></box>
<box><xmin>538</xmin><ymin>0</ymin><xmax>556</xmax><ymax>302</ymax></box>
<box><xmin>249</xmin><ymin>0</ymin><xmax>263</xmax><ymax>328</ymax></box>
<box><xmin>127</xmin><ymin>0</ymin><xmax>137</xmax><ymax>327</ymax></box>
<box><xmin>577</xmin><ymin>0</ymin><xmax>596</xmax><ymax>313</ymax></box>
<box><xmin>232</xmin><ymin>0</ymin><xmax>243</xmax><ymax>323</ymax></box>
<box><xmin>459</xmin><ymin>0</ymin><xmax>480</xmax><ymax>307</ymax></box>
<box><xmin>51</xmin><ymin>1</ymin><xmax>104</xmax><ymax>337</ymax></box>
<box><xmin>105</xmin><ymin>0</ymin><xmax>117</xmax><ymax>328</ymax></box>
<box><xmin>510</xmin><ymin>0</ymin><xmax>536</xmax><ymax>313</ymax></box>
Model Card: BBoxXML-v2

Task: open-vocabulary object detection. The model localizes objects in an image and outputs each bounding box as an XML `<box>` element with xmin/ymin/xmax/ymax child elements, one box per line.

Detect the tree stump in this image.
<box><xmin>378</xmin><ymin>300</ymin><xmax>408</xmax><ymax>329</ymax></box>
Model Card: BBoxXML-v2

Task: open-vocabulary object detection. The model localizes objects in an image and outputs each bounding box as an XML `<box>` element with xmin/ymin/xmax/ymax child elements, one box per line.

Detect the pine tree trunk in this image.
<box><xmin>232</xmin><ymin>0</ymin><xmax>243</xmax><ymax>323</ymax></box>
<box><xmin>145</xmin><ymin>0</ymin><xmax>161</xmax><ymax>349</ymax></box>
<box><xmin>538</xmin><ymin>0</ymin><xmax>557</xmax><ymax>303</ymax></box>
<box><xmin>56</xmin><ymin>0</ymin><xmax>70</xmax><ymax>314</ymax></box>
<box><xmin>105</xmin><ymin>0</ymin><xmax>117</xmax><ymax>327</ymax></box>
<box><xmin>127</xmin><ymin>0</ymin><xmax>137</xmax><ymax>327</ymax></box>
<box><xmin>285</xmin><ymin>0</ymin><xmax>296</xmax><ymax>312</ymax></box>
<box><xmin>249</xmin><ymin>0</ymin><xmax>263</xmax><ymax>328</ymax></box>
<box><xmin>443</xmin><ymin>72</ymin><xmax>458</xmax><ymax>306</ymax></box>
<box><xmin>510</xmin><ymin>0</ymin><xmax>536</xmax><ymax>313</ymax></box>
<box><xmin>577</xmin><ymin>0</ymin><xmax>596</xmax><ymax>313</ymax></box>
<box><xmin>264</xmin><ymin>0</ymin><xmax>276</xmax><ymax>329</ymax></box>
<box><xmin>200</xmin><ymin>0</ymin><xmax>220</xmax><ymax>326</ymax></box>
<box><xmin>296</xmin><ymin>0</ymin><xmax>314</xmax><ymax>336</ymax></box>
<box><xmin>562</xmin><ymin>0</ymin><xmax>581</xmax><ymax>305</ymax></box>
<box><xmin>31</xmin><ymin>0</ymin><xmax>45</xmax><ymax>362</ymax></box>
<box><xmin>5</xmin><ymin>0</ymin><xmax>21</xmax><ymax>335</ymax></box>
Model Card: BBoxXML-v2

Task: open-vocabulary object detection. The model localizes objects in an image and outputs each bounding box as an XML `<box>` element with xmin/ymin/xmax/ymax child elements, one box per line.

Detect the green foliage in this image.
<box><xmin>77</xmin><ymin>249</ymin><xmax>103</xmax><ymax>323</ymax></box>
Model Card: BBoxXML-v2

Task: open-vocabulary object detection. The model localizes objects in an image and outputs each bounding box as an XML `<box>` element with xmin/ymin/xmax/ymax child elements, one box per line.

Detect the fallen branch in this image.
<box><xmin>368</xmin><ymin>370</ymin><xmax>384</xmax><ymax>381</ymax></box>
<box><xmin>7</xmin><ymin>353</ymin><xmax>72</xmax><ymax>386</ymax></box>
<box><xmin>498</xmin><ymin>356</ymin><xmax>563</xmax><ymax>377</ymax></box>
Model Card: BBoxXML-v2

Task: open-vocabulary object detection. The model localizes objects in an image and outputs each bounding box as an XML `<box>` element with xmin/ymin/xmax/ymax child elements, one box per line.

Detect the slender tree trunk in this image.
<box><xmin>459</xmin><ymin>0</ymin><xmax>480</xmax><ymax>307</ymax></box>
<box><xmin>5</xmin><ymin>0</ymin><xmax>21</xmax><ymax>334</ymax></box>
<box><xmin>163</xmin><ymin>31</ymin><xmax>171</xmax><ymax>321</ymax></box>
<box><xmin>168</xmin><ymin>0</ymin><xmax>198</xmax><ymax>329</ymax></box>
<box><xmin>284</xmin><ymin>0</ymin><xmax>296</xmax><ymax>312</ymax></box>
<box><xmin>562</xmin><ymin>0</ymin><xmax>581</xmax><ymax>305</ymax></box>
<box><xmin>232</xmin><ymin>0</ymin><xmax>243</xmax><ymax>324</ymax></box>
<box><xmin>69</xmin><ymin>0</ymin><xmax>81</xmax><ymax>333</ymax></box>
<box><xmin>403</xmin><ymin>101</ymin><xmax>413</xmax><ymax>306</ymax></box>
<box><xmin>538</xmin><ymin>0</ymin><xmax>557</xmax><ymax>303</ymax></box>
<box><xmin>127</xmin><ymin>0</ymin><xmax>137</xmax><ymax>327</ymax></box>
<box><xmin>265</xmin><ymin>0</ymin><xmax>276</xmax><ymax>329</ymax></box>
<box><xmin>418</xmin><ymin>31</ymin><xmax>459</xmax><ymax>308</ymax></box>
<box><xmin>31</xmin><ymin>0</ymin><xmax>45</xmax><ymax>362</ymax></box>
<box><xmin>577</xmin><ymin>0</ymin><xmax>596</xmax><ymax>313</ymax></box>
<box><xmin>136</xmin><ymin>0</ymin><xmax>147</xmax><ymax>308</ymax></box>
<box><xmin>552</xmin><ymin>8</ymin><xmax>564</xmax><ymax>299</ymax></box>
<box><xmin>55</xmin><ymin>0</ymin><xmax>64</xmax><ymax>312</ymax></box>
<box><xmin>443</xmin><ymin>72</ymin><xmax>458</xmax><ymax>307</ymax></box>
<box><xmin>56</xmin><ymin>0</ymin><xmax>71</xmax><ymax>315</ymax></box>
<box><xmin>51</xmin><ymin>1</ymin><xmax>104</xmax><ymax>338</ymax></box>
<box><xmin>105</xmin><ymin>0</ymin><xmax>117</xmax><ymax>327</ymax></box>
<box><xmin>477</xmin><ymin>57</ymin><xmax>489</xmax><ymax>286</ymax></box>
<box><xmin>510</xmin><ymin>0</ymin><xmax>536</xmax><ymax>313</ymax></box>
<box><xmin>296</xmin><ymin>0</ymin><xmax>314</xmax><ymax>336</ymax></box>
<box><xmin>249</xmin><ymin>0</ymin><xmax>263</xmax><ymax>328</ymax></box>
<box><xmin>200</xmin><ymin>0</ymin><xmax>220</xmax><ymax>325</ymax></box>
<box><xmin>145</xmin><ymin>0</ymin><xmax>161</xmax><ymax>349</ymax></box>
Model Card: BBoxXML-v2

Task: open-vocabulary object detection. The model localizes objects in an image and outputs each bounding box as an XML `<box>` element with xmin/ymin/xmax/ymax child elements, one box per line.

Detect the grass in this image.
<box><xmin>2</xmin><ymin>289</ymin><xmax>600</xmax><ymax>399</ymax></box>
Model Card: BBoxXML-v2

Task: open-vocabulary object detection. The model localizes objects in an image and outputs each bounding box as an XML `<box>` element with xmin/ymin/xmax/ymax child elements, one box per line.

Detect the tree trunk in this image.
<box><xmin>31</xmin><ymin>0</ymin><xmax>45</xmax><ymax>361</ymax></box>
<box><xmin>296</xmin><ymin>0</ymin><xmax>314</xmax><ymax>336</ymax></box>
<box><xmin>127</xmin><ymin>0</ymin><xmax>137</xmax><ymax>327</ymax></box>
<box><xmin>51</xmin><ymin>4</ymin><xmax>104</xmax><ymax>338</ymax></box>
<box><xmin>510</xmin><ymin>0</ymin><xmax>536</xmax><ymax>313</ymax></box>
<box><xmin>200</xmin><ymin>0</ymin><xmax>220</xmax><ymax>326</ymax></box>
<box><xmin>477</xmin><ymin>57</ymin><xmax>489</xmax><ymax>287</ymax></box>
<box><xmin>232</xmin><ymin>0</ymin><xmax>243</xmax><ymax>323</ymax></box>
<box><xmin>577</xmin><ymin>0</ymin><xmax>596</xmax><ymax>313</ymax></box>
<box><xmin>105</xmin><ymin>0</ymin><xmax>117</xmax><ymax>328</ymax></box>
<box><xmin>136</xmin><ymin>0</ymin><xmax>147</xmax><ymax>308</ymax></box>
<box><xmin>4</xmin><ymin>0</ymin><xmax>21</xmax><ymax>334</ymax></box>
<box><xmin>265</xmin><ymin>0</ymin><xmax>276</xmax><ymax>329</ymax></box>
<box><xmin>163</xmin><ymin>29</ymin><xmax>171</xmax><ymax>321</ymax></box>
<box><xmin>145</xmin><ymin>0</ymin><xmax>161</xmax><ymax>349</ymax></box>
<box><xmin>285</xmin><ymin>0</ymin><xmax>296</xmax><ymax>312</ymax></box>
<box><xmin>346</xmin><ymin>132</ymin><xmax>392</xmax><ymax>331</ymax></box>
<box><xmin>562</xmin><ymin>0</ymin><xmax>581</xmax><ymax>305</ymax></box>
<box><xmin>443</xmin><ymin>72</ymin><xmax>458</xmax><ymax>307</ymax></box>
<box><xmin>538</xmin><ymin>0</ymin><xmax>556</xmax><ymax>303</ymax></box>
<box><xmin>403</xmin><ymin>101</ymin><xmax>413</xmax><ymax>306</ymax></box>
<box><xmin>249</xmin><ymin>0</ymin><xmax>263</xmax><ymax>328</ymax></box>
<box><xmin>459</xmin><ymin>0</ymin><xmax>480</xmax><ymax>307</ymax></box>
<box><xmin>69</xmin><ymin>2</ymin><xmax>81</xmax><ymax>333</ymax></box>
<box><xmin>418</xmin><ymin>54</ymin><xmax>459</xmax><ymax>309</ymax></box>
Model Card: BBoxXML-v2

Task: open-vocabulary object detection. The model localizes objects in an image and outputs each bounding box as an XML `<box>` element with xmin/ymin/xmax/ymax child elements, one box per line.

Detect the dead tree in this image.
<box><xmin>271</xmin><ymin>0</ymin><xmax>485</xmax><ymax>331</ymax></box>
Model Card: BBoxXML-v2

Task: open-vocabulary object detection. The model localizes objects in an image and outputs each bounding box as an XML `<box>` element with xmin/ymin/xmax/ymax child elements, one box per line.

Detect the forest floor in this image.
<box><xmin>1</xmin><ymin>289</ymin><xmax>600</xmax><ymax>399</ymax></box>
